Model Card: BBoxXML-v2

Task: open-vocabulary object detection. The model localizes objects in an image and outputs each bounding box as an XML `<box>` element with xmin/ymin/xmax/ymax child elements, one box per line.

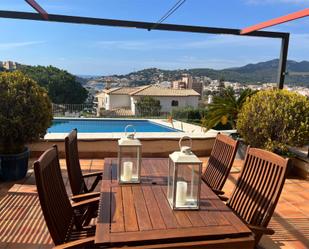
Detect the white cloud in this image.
<box><xmin>182</xmin><ymin>35</ymin><xmax>278</xmax><ymax>49</ymax></box>
<box><xmin>0</xmin><ymin>41</ymin><xmax>45</xmax><ymax>50</ymax></box>
<box><xmin>94</xmin><ymin>36</ymin><xmax>278</xmax><ymax>51</ymax></box>
<box><xmin>96</xmin><ymin>40</ymin><xmax>154</xmax><ymax>50</ymax></box>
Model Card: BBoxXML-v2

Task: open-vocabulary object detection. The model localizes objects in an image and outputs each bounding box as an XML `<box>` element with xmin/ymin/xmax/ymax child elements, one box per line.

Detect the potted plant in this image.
<box><xmin>236</xmin><ymin>89</ymin><xmax>309</xmax><ymax>158</ymax></box>
<box><xmin>0</xmin><ymin>71</ymin><xmax>52</xmax><ymax>181</ymax></box>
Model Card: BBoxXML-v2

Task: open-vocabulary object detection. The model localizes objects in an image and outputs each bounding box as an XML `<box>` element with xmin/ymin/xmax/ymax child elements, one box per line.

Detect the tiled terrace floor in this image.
<box><xmin>0</xmin><ymin>158</ymin><xmax>308</xmax><ymax>249</ymax></box>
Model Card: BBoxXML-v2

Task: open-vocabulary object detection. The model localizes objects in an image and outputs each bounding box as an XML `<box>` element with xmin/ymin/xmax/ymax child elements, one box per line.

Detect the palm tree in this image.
<box><xmin>205</xmin><ymin>87</ymin><xmax>256</xmax><ymax>130</ymax></box>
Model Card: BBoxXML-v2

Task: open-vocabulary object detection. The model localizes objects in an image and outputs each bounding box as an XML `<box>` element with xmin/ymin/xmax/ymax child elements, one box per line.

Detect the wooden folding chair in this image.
<box><xmin>202</xmin><ymin>133</ymin><xmax>239</xmax><ymax>195</ymax></box>
<box><xmin>34</xmin><ymin>145</ymin><xmax>100</xmax><ymax>249</ymax></box>
<box><xmin>226</xmin><ymin>147</ymin><xmax>289</xmax><ymax>246</ymax></box>
<box><xmin>65</xmin><ymin>129</ymin><xmax>102</xmax><ymax>201</ymax></box>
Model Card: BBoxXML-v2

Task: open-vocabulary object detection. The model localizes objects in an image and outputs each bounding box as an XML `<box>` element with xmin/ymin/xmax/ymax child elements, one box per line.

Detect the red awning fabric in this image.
<box><xmin>241</xmin><ymin>8</ymin><xmax>309</xmax><ymax>34</ymax></box>
<box><xmin>25</xmin><ymin>0</ymin><xmax>48</xmax><ymax>20</ymax></box>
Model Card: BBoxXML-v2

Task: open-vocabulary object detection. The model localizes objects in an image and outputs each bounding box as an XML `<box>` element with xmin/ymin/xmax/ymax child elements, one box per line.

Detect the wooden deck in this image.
<box><xmin>0</xmin><ymin>158</ymin><xmax>309</xmax><ymax>249</ymax></box>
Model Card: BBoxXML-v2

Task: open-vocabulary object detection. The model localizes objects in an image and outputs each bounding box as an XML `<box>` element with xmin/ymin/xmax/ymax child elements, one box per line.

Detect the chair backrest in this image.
<box><xmin>202</xmin><ymin>133</ymin><xmax>239</xmax><ymax>191</ymax></box>
<box><xmin>65</xmin><ymin>129</ymin><xmax>85</xmax><ymax>195</ymax></box>
<box><xmin>227</xmin><ymin>147</ymin><xmax>289</xmax><ymax>229</ymax></box>
<box><xmin>34</xmin><ymin>145</ymin><xmax>74</xmax><ymax>245</ymax></box>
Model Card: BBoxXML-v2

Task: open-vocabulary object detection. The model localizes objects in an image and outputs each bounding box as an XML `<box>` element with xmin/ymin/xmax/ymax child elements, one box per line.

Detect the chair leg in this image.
<box><xmin>82</xmin><ymin>205</ymin><xmax>98</xmax><ymax>226</ymax></box>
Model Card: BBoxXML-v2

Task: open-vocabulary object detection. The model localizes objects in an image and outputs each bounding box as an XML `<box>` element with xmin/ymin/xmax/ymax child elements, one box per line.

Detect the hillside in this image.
<box><xmin>0</xmin><ymin>62</ymin><xmax>88</xmax><ymax>104</ymax></box>
<box><xmin>18</xmin><ymin>65</ymin><xmax>88</xmax><ymax>104</ymax></box>
<box><xmin>107</xmin><ymin>59</ymin><xmax>309</xmax><ymax>87</ymax></box>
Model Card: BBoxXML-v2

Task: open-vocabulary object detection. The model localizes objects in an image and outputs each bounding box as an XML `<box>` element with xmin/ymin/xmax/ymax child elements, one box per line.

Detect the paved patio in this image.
<box><xmin>0</xmin><ymin>158</ymin><xmax>308</xmax><ymax>249</ymax></box>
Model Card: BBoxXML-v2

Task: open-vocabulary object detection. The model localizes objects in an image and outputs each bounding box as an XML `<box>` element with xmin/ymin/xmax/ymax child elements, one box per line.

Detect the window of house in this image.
<box><xmin>171</xmin><ymin>100</ymin><xmax>179</xmax><ymax>107</ymax></box>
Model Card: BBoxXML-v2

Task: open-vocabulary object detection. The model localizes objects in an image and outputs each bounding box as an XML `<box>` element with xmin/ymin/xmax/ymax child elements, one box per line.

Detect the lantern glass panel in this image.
<box><xmin>119</xmin><ymin>146</ymin><xmax>140</xmax><ymax>183</ymax></box>
<box><xmin>167</xmin><ymin>158</ymin><xmax>175</xmax><ymax>204</ymax></box>
<box><xmin>175</xmin><ymin>163</ymin><xmax>200</xmax><ymax>209</ymax></box>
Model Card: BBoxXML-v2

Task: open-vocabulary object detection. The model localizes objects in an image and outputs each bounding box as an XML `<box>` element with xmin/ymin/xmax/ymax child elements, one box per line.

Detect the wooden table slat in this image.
<box><xmin>184</xmin><ymin>210</ymin><xmax>206</xmax><ymax>227</ymax></box>
<box><xmin>108</xmin><ymin>225</ymin><xmax>248</xmax><ymax>243</ymax></box>
<box><xmin>122</xmin><ymin>186</ymin><xmax>139</xmax><ymax>232</ymax></box>
<box><xmin>95</xmin><ymin>158</ymin><xmax>254</xmax><ymax>248</ymax></box>
<box><xmin>152</xmin><ymin>186</ymin><xmax>179</xmax><ymax>229</ymax></box>
<box><xmin>96</xmin><ymin>161</ymin><xmax>112</xmax><ymax>243</ymax></box>
<box><xmin>132</xmin><ymin>186</ymin><xmax>153</xmax><ymax>231</ymax></box>
<box><xmin>141</xmin><ymin>185</ymin><xmax>166</xmax><ymax>230</ymax></box>
<box><xmin>201</xmin><ymin>185</ymin><xmax>250</xmax><ymax>232</ymax></box>
<box><xmin>110</xmin><ymin>186</ymin><xmax>125</xmax><ymax>233</ymax></box>
<box><xmin>160</xmin><ymin>185</ymin><xmax>192</xmax><ymax>228</ymax></box>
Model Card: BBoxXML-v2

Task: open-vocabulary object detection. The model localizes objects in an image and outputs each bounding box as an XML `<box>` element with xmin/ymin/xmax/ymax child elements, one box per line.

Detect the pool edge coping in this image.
<box><xmin>44</xmin><ymin>117</ymin><xmax>236</xmax><ymax>141</ymax></box>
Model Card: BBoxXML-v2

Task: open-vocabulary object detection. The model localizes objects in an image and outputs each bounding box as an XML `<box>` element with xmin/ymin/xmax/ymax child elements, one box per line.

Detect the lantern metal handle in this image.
<box><xmin>179</xmin><ymin>136</ymin><xmax>192</xmax><ymax>151</ymax></box>
<box><xmin>125</xmin><ymin>125</ymin><xmax>136</xmax><ymax>139</ymax></box>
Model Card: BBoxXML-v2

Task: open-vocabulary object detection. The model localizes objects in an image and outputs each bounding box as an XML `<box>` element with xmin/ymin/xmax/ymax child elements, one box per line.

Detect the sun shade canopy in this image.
<box><xmin>241</xmin><ymin>8</ymin><xmax>309</xmax><ymax>34</ymax></box>
<box><xmin>25</xmin><ymin>0</ymin><xmax>48</xmax><ymax>20</ymax></box>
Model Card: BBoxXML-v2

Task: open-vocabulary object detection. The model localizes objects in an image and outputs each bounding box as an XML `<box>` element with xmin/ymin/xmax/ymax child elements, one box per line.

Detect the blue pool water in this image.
<box><xmin>47</xmin><ymin>119</ymin><xmax>181</xmax><ymax>133</ymax></box>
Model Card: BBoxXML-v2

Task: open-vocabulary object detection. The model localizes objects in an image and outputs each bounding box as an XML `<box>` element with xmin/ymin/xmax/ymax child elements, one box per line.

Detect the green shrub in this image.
<box><xmin>171</xmin><ymin>107</ymin><xmax>207</xmax><ymax>122</ymax></box>
<box><xmin>136</xmin><ymin>96</ymin><xmax>161</xmax><ymax>117</ymax></box>
<box><xmin>237</xmin><ymin>89</ymin><xmax>309</xmax><ymax>154</ymax></box>
<box><xmin>0</xmin><ymin>71</ymin><xmax>53</xmax><ymax>154</ymax></box>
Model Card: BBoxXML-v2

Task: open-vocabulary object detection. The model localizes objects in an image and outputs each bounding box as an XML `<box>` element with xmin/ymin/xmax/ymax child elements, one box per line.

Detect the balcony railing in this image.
<box><xmin>52</xmin><ymin>103</ymin><xmax>96</xmax><ymax>117</ymax></box>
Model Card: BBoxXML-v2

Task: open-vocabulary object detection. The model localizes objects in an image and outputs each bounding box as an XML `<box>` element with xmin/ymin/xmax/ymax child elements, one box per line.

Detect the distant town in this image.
<box><xmin>1</xmin><ymin>60</ymin><xmax>309</xmax><ymax>111</ymax></box>
<box><xmin>82</xmin><ymin>65</ymin><xmax>309</xmax><ymax>102</ymax></box>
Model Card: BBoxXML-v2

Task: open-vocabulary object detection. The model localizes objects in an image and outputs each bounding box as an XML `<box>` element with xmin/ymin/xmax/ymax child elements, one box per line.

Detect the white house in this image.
<box><xmin>95</xmin><ymin>85</ymin><xmax>200</xmax><ymax>116</ymax></box>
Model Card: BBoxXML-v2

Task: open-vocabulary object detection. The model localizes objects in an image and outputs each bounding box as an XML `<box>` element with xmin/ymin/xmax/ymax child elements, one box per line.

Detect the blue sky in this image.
<box><xmin>0</xmin><ymin>0</ymin><xmax>308</xmax><ymax>75</ymax></box>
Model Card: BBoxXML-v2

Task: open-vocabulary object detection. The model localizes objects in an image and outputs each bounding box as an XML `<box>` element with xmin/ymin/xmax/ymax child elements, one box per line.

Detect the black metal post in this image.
<box><xmin>277</xmin><ymin>34</ymin><xmax>290</xmax><ymax>89</ymax></box>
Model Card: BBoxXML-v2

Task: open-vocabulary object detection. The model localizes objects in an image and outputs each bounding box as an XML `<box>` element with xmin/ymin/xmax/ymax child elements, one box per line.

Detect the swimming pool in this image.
<box><xmin>47</xmin><ymin>119</ymin><xmax>181</xmax><ymax>133</ymax></box>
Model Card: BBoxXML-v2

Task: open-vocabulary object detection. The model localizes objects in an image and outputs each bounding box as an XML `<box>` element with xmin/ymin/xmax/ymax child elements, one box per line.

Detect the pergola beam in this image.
<box><xmin>241</xmin><ymin>8</ymin><xmax>309</xmax><ymax>34</ymax></box>
<box><xmin>0</xmin><ymin>10</ymin><xmax>287</xmax><ymax>38</ymax></box>
<box><xmin>25</xmin><ymin>0</ymin><xmax>48</xmax><ymax>20</ymax></box>
<box><xmin>0</xmin><ymin>10</ymin><xmax>290</xmax><ymax>89</ymax></box>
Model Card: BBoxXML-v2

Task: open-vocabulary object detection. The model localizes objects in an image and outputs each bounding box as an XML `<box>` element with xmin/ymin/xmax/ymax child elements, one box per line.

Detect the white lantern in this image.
<box><xmin>117</xmin><ymin>125</ymin><xmax>142</xmax><ymax>184</ymax></box>
<box><xmin>167</xmin><ymin>136</ymin><xmax>202</xmax><ymax>210</ymax></box>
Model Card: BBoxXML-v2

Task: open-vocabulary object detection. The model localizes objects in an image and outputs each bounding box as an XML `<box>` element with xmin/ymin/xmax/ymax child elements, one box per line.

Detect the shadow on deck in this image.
<box><xmin>0</xmin><ymin>158</ymin><xmax>308</xmax><ymax>249</ymax></box>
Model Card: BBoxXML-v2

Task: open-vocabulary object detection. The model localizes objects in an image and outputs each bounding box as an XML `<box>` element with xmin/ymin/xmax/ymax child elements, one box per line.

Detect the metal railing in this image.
<box><xmin>52</xmin><ymin>103</ymin><xmax>96</xmax><ymax>117</ymax></box>
<box><xmin>52</xmin><ymin>104</ymin><xmax>205</xmax><ymax>126</ymax></box>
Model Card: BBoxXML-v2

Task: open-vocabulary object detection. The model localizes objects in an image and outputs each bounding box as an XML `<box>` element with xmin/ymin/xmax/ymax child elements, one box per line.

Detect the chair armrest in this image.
<box><xmin>248</xmin><ymin>224</ymin><xmax>275</xmax><ymax>235</ymax></box>
<box><xmin>53</xmin><ymin>237</ymin><xmax>94</xmax><ymax>249</ymax></box>
<box><xmin>219</xmin><ymin>195</ymin><xmax>229</xmax><ymax>202</ymax></box>
<box><xmin>71</xmin><ymin>192</ymin><xmax>100</xmax><ymax>202</ymax></box>
<box><xmin>82</xmin><ymin>171</ymin><xmax>103</xmax><ymax>178</ymax></box>
<box><xmin>72</xmin><ymin>197</ymin><xmax>100</xmax><ymax>209</ymax></box>
<box><xmin>212</xmin><ymin>189</ymin><xmax>225</xmax><ymax>195</ymax></box>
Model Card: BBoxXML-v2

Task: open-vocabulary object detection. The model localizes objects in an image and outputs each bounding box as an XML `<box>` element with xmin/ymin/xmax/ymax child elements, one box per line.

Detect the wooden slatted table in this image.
<box><xmin>95</xmin><ymin>158</ymin><xmax>255</xmax><ymax>248</ymax></box>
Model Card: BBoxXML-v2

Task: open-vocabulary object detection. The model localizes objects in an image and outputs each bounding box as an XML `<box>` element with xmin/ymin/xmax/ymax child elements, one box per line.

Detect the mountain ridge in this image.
<box><xmin>2</xmin><ymin>59</ymin><xmax>309</xmax><ymax>86</ymax></box>
<box><xmin>98</xmin><ymin>59</ymin><xmax>309</xmax><ymax>86</ymax></box>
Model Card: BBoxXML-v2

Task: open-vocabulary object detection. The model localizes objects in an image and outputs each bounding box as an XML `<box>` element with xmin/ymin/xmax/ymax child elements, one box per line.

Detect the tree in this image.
<box><xmin>0</xmin><ymin>71</ymin><xmax>52</xmax><ymax>154</ymax></box>
<box><xmin>205</xmin><ymin>87</ymin><xmax>257</xmax><ymax>130</ymax></box>
<box><xmin>237</xmin><ymin>89</ymin><xmax>309</xmax><ymax>155</ymax></box>
<box><xmin>136</xmin><ymin>96</ymin><xmax>161</xmax><ymax>117</ymax></box>
<box><xmin>19</xmin><ymin>65</ymin><xmax>88</xmax><ymax>104</ymax></box>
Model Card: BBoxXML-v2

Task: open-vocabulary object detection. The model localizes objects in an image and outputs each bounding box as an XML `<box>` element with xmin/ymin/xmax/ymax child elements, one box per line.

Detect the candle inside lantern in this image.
<box><xmin>122</xmin><ymin>161</ymin><xmax>133</xmax><ymax>181</ymax></box>
<box><xmin>176</xmin><ymin>181</ymin><xmax>187</xmax><ymax>206</ymax></box>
